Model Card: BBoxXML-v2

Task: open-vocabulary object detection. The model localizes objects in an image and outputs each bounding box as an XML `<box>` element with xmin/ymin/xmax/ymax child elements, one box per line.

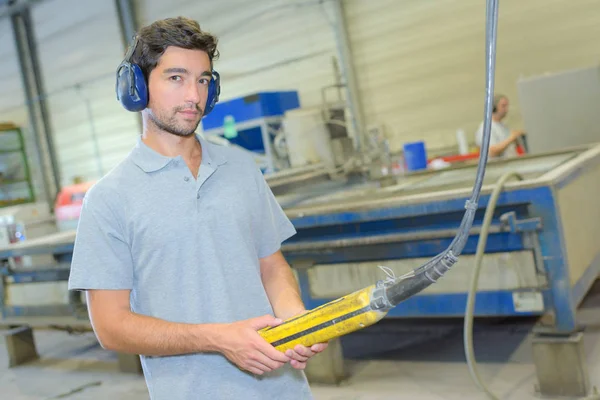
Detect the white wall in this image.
<box><xmin>345</xmin><ymin>0</ymin><xmax>600</xmax><ymax>151</ymax></box>
<box><xmin>1</xmin><ymin>0</ymin><xmax>599</xmax><ymax>197</ymax></box>
<box><xmin>137</xmin><ymin>0</ymin><xmax>339</xmax><ymax>111</ymax></box>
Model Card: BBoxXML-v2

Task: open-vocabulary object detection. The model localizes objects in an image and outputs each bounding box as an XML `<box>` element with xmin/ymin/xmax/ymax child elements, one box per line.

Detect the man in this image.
<box><xmin>475</xmin><ymin>94</ymin><xmax>525</xmax><ymax>158</ymax></box>
<box><xmin>68</xmin><ymin>17</ymin><xmax>326</xmax><ymax>399</ymax></box>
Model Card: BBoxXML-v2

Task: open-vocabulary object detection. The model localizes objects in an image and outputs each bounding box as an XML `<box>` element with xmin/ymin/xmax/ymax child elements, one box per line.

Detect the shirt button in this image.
<box><xmin>196</xmin><ymin>193</ymin><xmax>200</xmax><ymax>199</ymax></box>
<box><xmin>184</xmin><ymin>177</ymin><xmax>190</xmax><ymax>182</ymax></box>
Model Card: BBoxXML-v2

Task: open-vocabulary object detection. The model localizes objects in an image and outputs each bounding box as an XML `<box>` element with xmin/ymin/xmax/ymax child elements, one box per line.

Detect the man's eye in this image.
<box><xmin>199</xmin><ymin>78</ymin><xmax>210</xmax><ymax>85</ymax></box>
<box><xmin>170</xmin><ymin>76</ymin><xmax>182</xmax><ymax>81</ymax></box>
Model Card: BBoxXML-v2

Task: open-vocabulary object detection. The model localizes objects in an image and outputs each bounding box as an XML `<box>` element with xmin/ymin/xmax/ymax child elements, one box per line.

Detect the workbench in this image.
<box><xmin>276</xmin><ymin>144</ymin><xmax>600</xmax><ymax>336</ymax></box>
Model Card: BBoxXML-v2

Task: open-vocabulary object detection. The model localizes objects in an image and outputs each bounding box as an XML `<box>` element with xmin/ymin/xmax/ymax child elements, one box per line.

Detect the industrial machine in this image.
<box><xmin>201</xmin><ymin>91</ymin><xmax>302</xmax><ymax>173</ymax></box>
<box><xmin>200</xmin><ymin>88</ymin><xmax>359</xmax><ymax>175</ymax></box>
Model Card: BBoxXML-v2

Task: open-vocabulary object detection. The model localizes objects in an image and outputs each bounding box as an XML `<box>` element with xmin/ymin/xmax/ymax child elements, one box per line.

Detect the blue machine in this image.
<box><xmin>201</xmin><ymin>91</ymin><xmax>300</xmax><ymax>173</ymax></box>
<box><xmin>273</xmin><ymin>145</ymin><xmax>600</xmax><ymax>334</ymax></box>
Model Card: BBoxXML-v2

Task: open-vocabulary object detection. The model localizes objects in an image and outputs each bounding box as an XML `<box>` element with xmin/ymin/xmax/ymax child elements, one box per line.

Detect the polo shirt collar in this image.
<box><xmin>131</xmin><ymin>134</ymin><xmax>227</xmax><ymax>173</ymax></box>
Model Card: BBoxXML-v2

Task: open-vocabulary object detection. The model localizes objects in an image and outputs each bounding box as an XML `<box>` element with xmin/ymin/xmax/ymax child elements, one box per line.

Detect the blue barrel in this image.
<box><xmin>403</xmin><ymin>141</ymin><xmax>428</xmax><ymax>171</ymax></box>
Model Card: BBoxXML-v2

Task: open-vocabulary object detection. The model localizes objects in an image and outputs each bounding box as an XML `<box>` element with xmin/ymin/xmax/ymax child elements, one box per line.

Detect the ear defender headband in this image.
<box><xmin>115</xmin><ymin>36</ymin><xmax>221</xmax><ymax>116</ymax></box>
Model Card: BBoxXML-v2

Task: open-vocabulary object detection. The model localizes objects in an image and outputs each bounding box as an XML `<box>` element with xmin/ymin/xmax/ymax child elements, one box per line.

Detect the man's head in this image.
<box><xmin>129</xmin><ymin>17</ymin><xmax>219</xmax><ymax>137</ymax></box>
<box><xmin>492</xmin><ymin>94</ymin><xmax>509</xmax><ymax>120</ymax></box>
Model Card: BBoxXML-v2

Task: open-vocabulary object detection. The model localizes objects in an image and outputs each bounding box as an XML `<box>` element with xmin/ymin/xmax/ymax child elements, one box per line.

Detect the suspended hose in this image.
<box><xmin>378</xmin><ymin>0</ymin><xmax>500</xmax><ymax>309</ymax></box>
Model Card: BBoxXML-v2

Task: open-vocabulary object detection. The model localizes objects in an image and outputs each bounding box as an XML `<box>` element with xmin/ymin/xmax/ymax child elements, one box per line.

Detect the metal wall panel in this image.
<box><xmin>344</xmin><ymin>0</ymin><xmax>600</xmax><ymax>152</ymax></box>
<box><xmin>30</xmin><ymin>0</ymin><xmax>138</xmax><ymax>186</ymax></box>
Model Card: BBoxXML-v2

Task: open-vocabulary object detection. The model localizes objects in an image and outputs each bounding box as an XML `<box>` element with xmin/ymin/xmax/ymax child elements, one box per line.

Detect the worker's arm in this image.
<box><xmin>86</xmin><ymin>289</ymin><xmax>290</xmax><ymax>375</ymax></box>
<box><xmin>259</xmin><ymin>250</ymin><xmax>305</xmax><ymax>320</ymax></box>
<box><xmin>488</xmin><ymin>130</ymin><xmax>524</xmax><ymax>157</ymax></box>
<box><xmin>260</xmin><ymin>250</ymin><xmax>328</xmax><ymax>369</ymax></box>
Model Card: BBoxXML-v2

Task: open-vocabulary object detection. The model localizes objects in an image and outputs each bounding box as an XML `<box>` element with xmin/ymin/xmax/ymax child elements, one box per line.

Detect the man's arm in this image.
<box><xmin>259</xmin><ymin>250</ymin><xmax>305</xmax><ymax>320</ymax></box>
<box><xmin>259</xmin><ymin>250</ymin><xmax>328</xmax><ymax>370</ymax></box>
<box><xmin>86</xmin><ymin>290</ymin><xmax>220</xmax><ymax>356</ymax></box>
<box><xmin>487</xmin><ymin>130</ymin><xmax>524</xmax><ymax>157</ymax></box>
<box><xmin>86</xmin><ymin>289</ymin><xmax>290</xmax><ymax>375</ymax></box>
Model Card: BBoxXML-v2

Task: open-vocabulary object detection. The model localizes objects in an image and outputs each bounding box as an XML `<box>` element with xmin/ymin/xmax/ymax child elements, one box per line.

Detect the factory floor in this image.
<box><xmin>2</xmin><ymin>284</ymin><xmax>600</xmax><ymax>400</ymax></box>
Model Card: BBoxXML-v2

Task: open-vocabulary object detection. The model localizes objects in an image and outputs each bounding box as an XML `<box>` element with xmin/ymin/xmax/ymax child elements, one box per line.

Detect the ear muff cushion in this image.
<box><xmin>117</xmin><ymin>63</ymin><xmax>148</xmax><ymax>112</ymax></box>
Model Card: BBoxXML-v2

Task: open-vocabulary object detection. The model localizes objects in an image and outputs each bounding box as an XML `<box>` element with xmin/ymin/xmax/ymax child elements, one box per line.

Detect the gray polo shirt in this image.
<box><xmin>68</xmin><ymin>135</ymin><xmax>312</xmax><ymax>400</ymax></box>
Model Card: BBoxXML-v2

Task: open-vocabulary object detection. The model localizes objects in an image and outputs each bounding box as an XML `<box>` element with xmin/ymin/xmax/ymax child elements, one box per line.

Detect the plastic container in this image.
<box><xmin>456</xmin><ymin>128</ymin><xmax>469</xmax><ymax>155</ymax></box>
<box><xmin>283</xmin><ymin>107</ymin><xmax>335</xmax><ymax>168</ymax></box>
<box><xmin>403</xmin><ymin>141</ymin><xmax>428</xmax><ymax>171</ymax></box>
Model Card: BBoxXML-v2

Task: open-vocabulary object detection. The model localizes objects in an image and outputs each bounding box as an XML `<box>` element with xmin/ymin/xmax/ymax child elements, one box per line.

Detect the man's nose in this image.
<box><xmin>185</xmin><ymin>81</ymin><xmax>202</xmax><ymax>104</ymax></box>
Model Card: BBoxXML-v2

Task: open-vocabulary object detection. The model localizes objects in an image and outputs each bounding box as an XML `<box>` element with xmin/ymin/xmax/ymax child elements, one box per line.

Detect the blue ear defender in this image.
<box><xmin>115</xmin><ymin>36</ymin><xmax>221</xmax><ymax>116</ymax></box>
<box><xmin>204</xmin><ymin>70</ymin><xmax>220</xmax><ymax>116</ymax></box>
<box><xmin>116</xmin><ymin>36</ymin><xmax>148</xmax><ymax>112</ymax></box>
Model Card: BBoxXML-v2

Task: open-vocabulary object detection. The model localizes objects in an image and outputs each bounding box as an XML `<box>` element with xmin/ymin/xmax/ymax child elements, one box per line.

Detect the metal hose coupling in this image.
<box><xmin>370</xmin><ymin>278</ymin><xmax>394</xmax><ymax>311</ymax></box>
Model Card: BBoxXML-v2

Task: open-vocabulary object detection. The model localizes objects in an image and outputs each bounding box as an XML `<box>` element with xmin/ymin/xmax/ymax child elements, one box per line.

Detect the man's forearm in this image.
<box><xmin>96</xmin><ymin>311</ymin><xmax>223</xmax><ymax>356</ymax></box>
<box><xmin>489</xmin><ymin>135</ymin><xmax>515</xmax><ymax>157</ymax></box>
<box><xmin>262</xmin><ymin>264</ymin><xmax>306</xmax><ymax>320</ymax></box>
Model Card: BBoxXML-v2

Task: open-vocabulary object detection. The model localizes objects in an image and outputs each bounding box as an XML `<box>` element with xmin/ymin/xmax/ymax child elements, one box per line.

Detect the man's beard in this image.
<box><xmin>148</xmin><ymin>106</ymin><xmax>203</xmax><ymax>137</ymax></box>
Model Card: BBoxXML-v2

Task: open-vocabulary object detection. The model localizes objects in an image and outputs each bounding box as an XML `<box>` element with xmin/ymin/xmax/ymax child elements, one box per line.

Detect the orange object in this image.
<box><xmin>430</xmin><ymin>152</ymin><xmax>480</xmax><ymax>164</ymax></box>
<box><xmin>54</xmin><ymin>181</ymin><xmax>95</xmax><ymax>225</ymax></box>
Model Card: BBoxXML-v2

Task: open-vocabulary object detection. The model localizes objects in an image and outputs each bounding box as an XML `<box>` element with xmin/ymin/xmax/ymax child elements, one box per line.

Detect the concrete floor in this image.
<box><xmin>2</xmin><ymin>286</ymin><xmax>600</xmax><ymax>400</ymax></box>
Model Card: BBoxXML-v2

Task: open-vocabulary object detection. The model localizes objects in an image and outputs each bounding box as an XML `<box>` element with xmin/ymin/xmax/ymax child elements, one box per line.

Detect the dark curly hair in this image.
<box><xmin>129</xmin><ymin>17</ymin><xmax>219</xmax><ymax>82</ymax></box>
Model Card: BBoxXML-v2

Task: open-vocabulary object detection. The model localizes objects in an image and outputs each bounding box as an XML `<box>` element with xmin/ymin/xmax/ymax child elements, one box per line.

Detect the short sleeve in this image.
<box><xmin>68</xmin><ymin>185</ymin><xmax>133</xmax><ymax>291</ymax></box>
<box><xmin>253</xmin><ymin>168</ymin><xmax>297</xmax><ymax>259</ymax></box>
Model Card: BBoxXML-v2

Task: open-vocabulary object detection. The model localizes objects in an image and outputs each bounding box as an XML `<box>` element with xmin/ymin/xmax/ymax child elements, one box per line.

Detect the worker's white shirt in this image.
<box><xmin>475</xmin><ymin>120</ymin><xmax>517</xmax><ymax>158</ymax></box>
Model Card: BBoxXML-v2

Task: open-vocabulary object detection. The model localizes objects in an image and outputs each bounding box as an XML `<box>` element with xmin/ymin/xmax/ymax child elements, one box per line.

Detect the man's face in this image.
<box><xmin>145</xmin><ymin>46</ymin><xmax>212</xmax><ymax>137</ymax></box>
<box><xmin>495</xmin><ymin>97</ymin><xmax>509</xmax><ymax>119</ymax></box>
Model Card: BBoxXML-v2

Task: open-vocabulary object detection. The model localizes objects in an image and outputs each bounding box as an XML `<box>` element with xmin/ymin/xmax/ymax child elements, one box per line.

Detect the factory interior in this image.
<box><xmin>1</xmin><ymin>0</ymin><xmax>600</xmax><ymax>399</ymax></box>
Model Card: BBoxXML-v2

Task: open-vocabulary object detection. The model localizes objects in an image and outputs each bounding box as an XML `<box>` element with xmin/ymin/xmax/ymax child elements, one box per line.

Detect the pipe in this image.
<box><xmin>0</xmin><ymin>0</ymin><xmax>42</xmax><ymax>19</ymax></box>
<box><xmin>11</xmin><ymin>6</ymin><xmax>60</xmax><ymax>204</ymax></box>
<box><xmin>331</xmin><ymin>0</ymin><xmax>366</xmax><ymax>153</ymax></box>
<box><xmin>281</xmin><ymin>225</ymin><xmax>505</xmax><ymax>252</ymax></box>
<box><xmin>114</xmin><ymin>0</ymin><xmax>137</xmax><ymax>48</ymax></box>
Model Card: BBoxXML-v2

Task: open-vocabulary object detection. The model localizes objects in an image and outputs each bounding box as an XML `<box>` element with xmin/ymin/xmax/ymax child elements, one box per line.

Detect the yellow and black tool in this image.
<box><xmin>259</xmin><ymin>284</ymin><xmax>387</xmax><ymax>352</ymax></box>
<box><xmin>259</xmin><ymin>252</ymin><xmax>457</xmax><ymax>352</ymax></box>
<box><xmin>260</xmin><ymin>0</ymin><xmax>500</xmax><ymax>352</ymax></box>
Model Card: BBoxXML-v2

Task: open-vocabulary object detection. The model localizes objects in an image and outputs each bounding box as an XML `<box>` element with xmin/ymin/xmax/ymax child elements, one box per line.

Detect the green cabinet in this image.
<box><xmin>0</xmin><ymin>124</ymin><xmax>35</xmax><ymax>207</ymax></box>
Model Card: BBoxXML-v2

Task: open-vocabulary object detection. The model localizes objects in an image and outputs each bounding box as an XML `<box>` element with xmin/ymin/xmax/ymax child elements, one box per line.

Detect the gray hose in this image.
<box><xmin>464</xmin><ymin>172</ymin><xmax>523</xmax><ymax>400</ymax></box>
<box><xmin>463</xmin><ymin>172</ymin><xmax>600</xmax><ymax>400</ymax></box>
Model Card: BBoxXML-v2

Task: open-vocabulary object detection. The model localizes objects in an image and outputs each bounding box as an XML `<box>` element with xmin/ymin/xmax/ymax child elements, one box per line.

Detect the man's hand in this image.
<box><xmin>278</xmin><ymin>309</ymin><xmax>329</xmax><ymax>370</ymax></box>
<box><xmin>285</xmin><ymin>343</ymin><xmax>329</xmax><ymax>370</ymax></box>
<box><xmin>218</xmin><ymin>315</ymin><xmax>291</xmax><ymax>375</ymax></box>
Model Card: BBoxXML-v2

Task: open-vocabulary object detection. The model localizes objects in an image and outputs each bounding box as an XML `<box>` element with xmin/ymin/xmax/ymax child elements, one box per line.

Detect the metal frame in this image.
<box><xmin>11</xmin><ymin>5</ymin><xmax>60</xmax><ymax>205</ymax></box>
